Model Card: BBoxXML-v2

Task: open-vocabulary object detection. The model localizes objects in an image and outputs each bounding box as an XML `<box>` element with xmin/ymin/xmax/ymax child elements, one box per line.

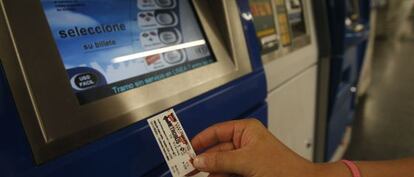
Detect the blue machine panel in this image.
<box><xmin>0</xmin><ymin>61</ymin><xmax>266</xmax><ymax>177</ymax></box>
<box><xmin>325</xmin><ymin>0</ymin><xmax>371</xmax><ymax>161</ymax></box>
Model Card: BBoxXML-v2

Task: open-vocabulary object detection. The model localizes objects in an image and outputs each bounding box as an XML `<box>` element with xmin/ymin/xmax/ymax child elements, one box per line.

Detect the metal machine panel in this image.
<box><xmin>267</xmin><ymin>66</ymin><xmax>317</xmax><ymax>160</ymax></box>
<box><xmin>258</xmin><ymin>0</ymin><xmax>318</xmax><ymax>91</ymax></box>
<box><xmin>0</xmin><ymin>0</ymin><xmax>254</xmax><ymax>164</ymax></box>
<box><xmin>245</xmin><ymin>0</ymin><xmax>318</xmax><ymax>160</ymax></box>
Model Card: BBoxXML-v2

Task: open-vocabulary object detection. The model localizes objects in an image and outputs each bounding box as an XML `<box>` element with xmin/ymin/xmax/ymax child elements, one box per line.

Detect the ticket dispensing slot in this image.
<box><xmin>0</xmin><ymin>0</ymin><xmax>251</xmax><ymax>164</ymax></box>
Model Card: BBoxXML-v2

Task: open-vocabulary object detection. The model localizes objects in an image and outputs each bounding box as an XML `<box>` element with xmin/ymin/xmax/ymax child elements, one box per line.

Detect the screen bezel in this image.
<box><xmin>0</xmin><ymin>0</ymin><xmax>252</xmax><ymax>164</ymax></box>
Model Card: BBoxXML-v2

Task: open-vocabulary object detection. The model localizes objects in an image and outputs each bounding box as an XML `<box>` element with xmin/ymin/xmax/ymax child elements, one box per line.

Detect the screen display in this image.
<box><xmin>249</xmin><ymin>0</ymin><xmax>280</xmax><ymax>54</ymax></box>
<box><xmin>40</xmin><ymin>0</ymin><xmax>216</xmax><ymax>104</ymax></box>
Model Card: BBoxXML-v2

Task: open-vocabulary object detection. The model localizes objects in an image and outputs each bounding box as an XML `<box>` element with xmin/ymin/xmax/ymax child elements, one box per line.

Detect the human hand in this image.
<box><xmin>191</xmin><ymin>119</ymin><xmax>316</xmax><ymax>177</ymax></box>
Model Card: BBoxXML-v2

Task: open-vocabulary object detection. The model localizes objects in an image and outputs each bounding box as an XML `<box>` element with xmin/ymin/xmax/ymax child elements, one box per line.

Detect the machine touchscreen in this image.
<box><xmin>40</xmin><ymin>0</ymin><xmax>216</xmax><ymax>104</ymax></box>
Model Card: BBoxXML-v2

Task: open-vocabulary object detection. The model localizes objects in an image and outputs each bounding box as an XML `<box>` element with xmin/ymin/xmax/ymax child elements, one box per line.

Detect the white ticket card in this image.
<box><xmin>147</xmin><ymin>109</ymin><xmax>203</xmax><ymax>177</ymax></box>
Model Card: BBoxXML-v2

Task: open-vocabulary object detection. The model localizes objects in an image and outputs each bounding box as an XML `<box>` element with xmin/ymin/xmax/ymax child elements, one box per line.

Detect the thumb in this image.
<box><xmin>193</xmin><ymin>151</ymin><xmax>247</xmax><ymax>175</ymax></box>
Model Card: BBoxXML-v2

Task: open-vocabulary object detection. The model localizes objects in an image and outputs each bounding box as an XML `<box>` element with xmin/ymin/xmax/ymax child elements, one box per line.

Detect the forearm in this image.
<box><xmin>313</xmin><ymin>162</ymin><xmax>351</xmax><ymax>177</ymax></box>
<box><xmin>312</xmin><ymin>158</ymin><xmax>414</xmax><ymax>177</ymax></box>
<box><xmin>356</xmin><ymin>158</ymin><xmax>414</xmax><ymax>177</ymax></box>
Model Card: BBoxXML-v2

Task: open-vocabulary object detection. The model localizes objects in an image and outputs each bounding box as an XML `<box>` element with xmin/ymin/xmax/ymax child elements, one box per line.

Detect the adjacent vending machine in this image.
<box><xmin>0</xmin><ymin>0</ymin><xmax>267</xmax><ymax>176</ymax></box>
<box><xmin>325</xmin><ymin>0</ymin><xmax>371</xmax><ymax>161</ymax></box>
<box><xmin>245</xmin><ymin>0</ymin><xmax>318</xmax><ymax>160</ymax></box>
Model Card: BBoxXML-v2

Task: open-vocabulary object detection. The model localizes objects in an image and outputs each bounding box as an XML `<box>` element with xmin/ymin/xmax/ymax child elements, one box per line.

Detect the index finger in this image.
<box><xmin>191</xmin><ymin>119</ymin><xmax>250</xmax><ymax>152</ymax></box>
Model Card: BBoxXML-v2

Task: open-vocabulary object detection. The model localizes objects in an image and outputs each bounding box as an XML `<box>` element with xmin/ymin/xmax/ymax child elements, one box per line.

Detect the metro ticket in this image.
<box><xmin>147</xmin><ymin>109</ymin><xmax>202</xmax><ymax>177</ymax></box>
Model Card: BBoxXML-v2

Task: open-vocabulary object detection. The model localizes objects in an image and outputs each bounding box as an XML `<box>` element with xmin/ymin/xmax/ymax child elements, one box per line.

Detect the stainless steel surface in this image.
<box><xmin>265</xmin><ymin>0</ymin><xmax>318</xmax><ymax>161</ymax></box>
<box><xmin>306</xmin><ymin>140</ymin><xmax>313</xmax><ymax>149</ymax></box>
<box><xmin>0</xmin><ymin>0</ymin><xmax>251</xmax><ymax>164</ymax></box>
<box><xmin>261</xmin><ymin>48</ymin><xmax>286</xmax><ymax>64</ymax></box>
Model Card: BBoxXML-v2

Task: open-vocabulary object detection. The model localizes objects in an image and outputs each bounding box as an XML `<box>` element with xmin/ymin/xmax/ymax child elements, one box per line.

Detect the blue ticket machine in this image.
<box><xmin>0</xmin><ymin>0</ymin><xmax>267</xmax><ymax>176</ymax></box>
<box><xmin>325</xmin><ymin>0</ymin><xmax>371</xmax><ymax>161</ymax></box>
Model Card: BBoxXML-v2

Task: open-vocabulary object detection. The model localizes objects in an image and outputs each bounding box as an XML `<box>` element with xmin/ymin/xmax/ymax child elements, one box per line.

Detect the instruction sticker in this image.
<box><xmin>147</xmin><ymin>109</ymin><xmax>202</xmax><ymax>177</ymax></box>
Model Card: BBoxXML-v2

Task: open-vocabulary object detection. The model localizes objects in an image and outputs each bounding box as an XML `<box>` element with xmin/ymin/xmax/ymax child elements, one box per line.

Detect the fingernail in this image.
<box><xmin>193</xmin><ymin>156</ymin><xmax>206</xmax><ymax>169</ymax></box>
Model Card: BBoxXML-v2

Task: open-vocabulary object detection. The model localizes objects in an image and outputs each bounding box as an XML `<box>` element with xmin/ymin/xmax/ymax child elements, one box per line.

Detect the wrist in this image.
<box><xmin>311</xmin><ymin>162</ymin><xmax>352</xmax><ymax>177</ymax></box>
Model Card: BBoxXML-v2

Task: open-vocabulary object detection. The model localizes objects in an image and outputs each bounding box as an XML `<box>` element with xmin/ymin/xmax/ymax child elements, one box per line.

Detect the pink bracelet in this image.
<box><xmin>341</xmin><ymin>160</ymin><xmax>362</xmax><ymax>177</ymax></box>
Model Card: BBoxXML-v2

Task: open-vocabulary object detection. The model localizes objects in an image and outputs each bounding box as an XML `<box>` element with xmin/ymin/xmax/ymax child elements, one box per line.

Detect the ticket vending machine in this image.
<box><xmin>246</xmin><ymin>0</ymin><xmax>318</xmax><ymax>160</ymax></box>
<box><xmin>358</xmin><ymin>0</ymin><xmax>381</xmax><ymax>96</ymax></box>
<box><xmin>325</xmin><ymin>0</ymin><xmax>371</xmax><ymax>161</ymax></box>
<box><xmin>0</xmin><ymin>0</ymin><xmax>267</xmax><ymax>176</ymax></box>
